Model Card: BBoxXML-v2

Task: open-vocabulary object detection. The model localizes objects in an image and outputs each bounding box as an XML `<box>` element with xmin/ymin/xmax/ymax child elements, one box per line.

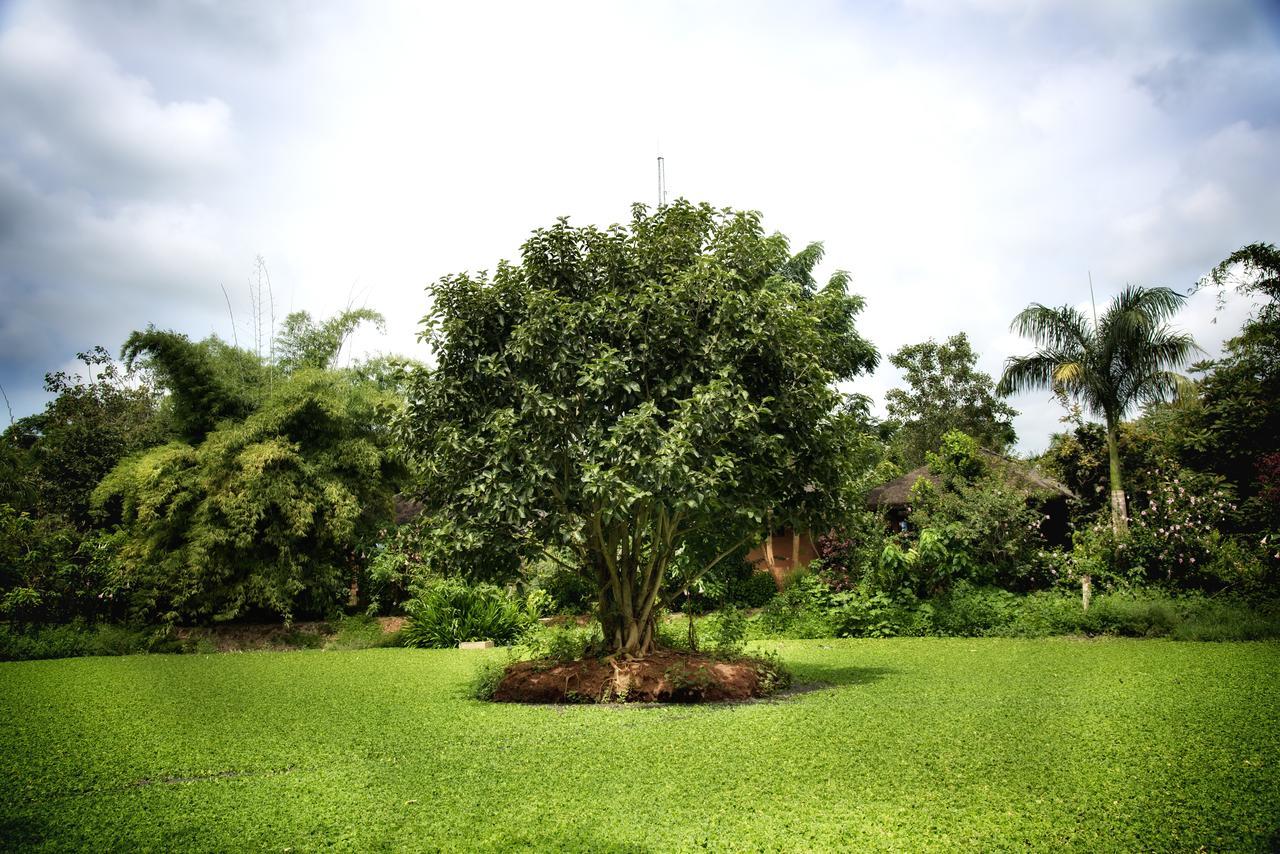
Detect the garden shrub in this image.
<box><xmin>469</xmin><ymin>658</ymin><xmax>508</xmax><ymax>701</ymax></box>
<box><xmin>907</xmin><ymin>461</ymin><xmax>1053</xmax><ymax>591</ymax></box>
<box><xmin>705</xmin><ymin>606</ymin><xmax>748</xmax><ymax>655</ymax></box>
<box><xmin>932</xmin><ymin>583</ymin><xmax>1020</xmax><ymax>636</ymax></box>
<box><xmin>814</xmin><ymin>511</ymin><xmax>890</xmax><ymax>593</ymax></box>
<box><xmin>1007</xmin><ymin>591</ymin><xmax>1086</xmax><ymax>637</ymax></box>
<box><xmin>755</xmin><ymin>572</ymin><xmax>836</xmax><ymax>638</ymax></box>
<box><xmin>326</xmin><ymin>614</ymin><xmax>401</xmax><ymax>651</ymax></box>
<box><xmin>522</xmin><ymin>557</ymin><xmax>596</xmax><ymax>615</ymax></box>
<box><xmin>520</xmin><ymin>622</ymin><xmax>602</xmax><ymax>661</ymax></box>
<box><xmin>1082</xmin><ymin>592</ymin><xmax>1180</xmax><ymax>637</ymax></box>
<box><xmin>1122</xmin><ymin>468</ymin><xmax>1235</xmax><ymax>586</ymax></box>
<box><xmin>401</xmin><ymin>580</ymin><xmax>529</xmax><ymax>648</ymax></box>
<box><xmin>728</xmin><ymin>570</ymin><xmax>780</xmax><ymax>609</ymax></box>
<box><xmin>830</xmin><ymin>589</ymin><xmax>931</xmax><ymax>638</ymax></box>
<box><xmin>673</xmin><ymin>553</ymin><xmax>778</xmax><ymax>613</ymax></box>
<box><xmin>0</xmin><ymin>621</ymin><xmax>158</xmax><ymax>661</ymax></box>
<box><xmin>1171</xmin><ymin>596</ymin><xmax>1280</xmax><ymax>641</ymax></box>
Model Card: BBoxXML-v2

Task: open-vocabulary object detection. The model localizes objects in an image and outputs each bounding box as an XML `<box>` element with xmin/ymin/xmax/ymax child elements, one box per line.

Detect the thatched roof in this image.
<box><xmin>392</xmin><ymin>495</ymin><xmax>426</xmax><ymax>525</ymax></box>
<box><xmin>865</xmin><ymin>449</ymin><xmax>1075</xmax><ymax>508</ymax></box>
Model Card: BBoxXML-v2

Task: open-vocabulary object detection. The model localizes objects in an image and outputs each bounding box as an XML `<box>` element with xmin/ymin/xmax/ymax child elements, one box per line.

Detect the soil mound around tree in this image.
<box><xmin>491</xmin><ymin>650</ymin><xmax>789</xmax><ymax>704</ymax></box>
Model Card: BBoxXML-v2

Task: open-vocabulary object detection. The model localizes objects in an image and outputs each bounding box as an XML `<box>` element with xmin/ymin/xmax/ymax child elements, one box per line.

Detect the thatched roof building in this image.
<box><xmin>865</xmin><ymin>450</ymin><xmax>1075</xmax><ymax>544</ymax></box>
<box><xmin>865</xmin><ymin>449</ymin><xmax>1074</xmax><ymax>507</ymax></box>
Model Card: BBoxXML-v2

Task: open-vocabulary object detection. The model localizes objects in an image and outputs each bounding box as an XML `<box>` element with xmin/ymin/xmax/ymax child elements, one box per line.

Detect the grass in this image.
<box><xmin>1</xmin><ymin>639</ymin><xmax>1277</xmax><ymax>852</ymax></box>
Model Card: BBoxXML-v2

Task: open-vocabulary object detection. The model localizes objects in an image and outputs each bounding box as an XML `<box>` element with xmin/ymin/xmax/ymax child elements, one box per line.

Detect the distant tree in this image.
<box><xmin>885</xmin><ymin>333</ymin><xmax>1017</xmax><ymax>467</ymax></box>
<box><xmin>275</xmin><ymin>308</ymin><xmax>386</xmax><ymax>372</ymax></box>
<box><xmin>997</xmin><ymin>285</ymin><xmax>1199</xmax><ymax>539</ymax></box>
<box><xmin>398</xmin><ymin>201</ymin><xmax>879</xmax><ymax>656</ymax></box>
<box><xmin>0</xmin><ymin>347</ymin><xmax>164</xmax><ymax>527</ymax></box>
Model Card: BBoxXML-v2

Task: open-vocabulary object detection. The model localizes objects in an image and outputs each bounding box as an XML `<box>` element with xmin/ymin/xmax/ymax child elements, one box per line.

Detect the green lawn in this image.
<box><xmin>1</xmin><ymin>639</ymin><xmax>1277</xmax><ymax>852</ymax></box>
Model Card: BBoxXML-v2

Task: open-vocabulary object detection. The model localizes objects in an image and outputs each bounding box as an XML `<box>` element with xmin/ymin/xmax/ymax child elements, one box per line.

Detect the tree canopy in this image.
<box><xmin>398</xmin><ymin>200</ymin><xmax>879</xmax><ymax>655</ymax></box>
<box><xmin>885</xmin><ymin>332</ymin><xmax>1017</xmax><ymax>466</ymax></box>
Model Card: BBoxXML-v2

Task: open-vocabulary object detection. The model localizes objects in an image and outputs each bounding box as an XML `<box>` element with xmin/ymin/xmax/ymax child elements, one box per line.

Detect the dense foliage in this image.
<box><xmin>95</xmin><ymin>366</ymin><xmax>403</xmax><ymax>622</ymax></box>
<box><xmin>400</xmin><ymin>580</ymin><xmax>529</xmax><ymax>648</ymax></box>
<box><xmin>399</xmin><ymin>201</ymin><xmax>878</xmax><ymax>655</ymax></box>
<box><xmin>1</xmin><ymin>216</ymin><xmax>1277</xmax><ymax>662</ymax></box>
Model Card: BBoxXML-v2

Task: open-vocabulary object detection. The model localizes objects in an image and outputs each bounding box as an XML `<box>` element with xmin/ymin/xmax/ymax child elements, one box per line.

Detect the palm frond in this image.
<box><xmin>1009</xmin><ymin>304</ymin><xmax>1092</xmax><ymax>351</ymax></box>
<box><xmin>997</xmin><ymin>353</ymin><xmax>1071</xmax><ymax>396</ymax></box>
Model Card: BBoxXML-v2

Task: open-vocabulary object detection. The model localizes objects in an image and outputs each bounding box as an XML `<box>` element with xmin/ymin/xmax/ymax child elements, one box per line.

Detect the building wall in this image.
<box><xmin>744</xmin><ymin>528</ymin><xmax>819</xmax><ymax>588</ymax></box>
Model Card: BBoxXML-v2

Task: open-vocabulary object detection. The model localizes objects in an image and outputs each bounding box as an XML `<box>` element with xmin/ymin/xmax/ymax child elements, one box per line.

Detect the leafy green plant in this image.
<box><xmin>326</xmin><ymin>614</ymin><xmax>401</xmax><ymax>651</ymax></box>
<box><xmin>750</xmin><ymin>650</ymin><xmax>793</xmax><ymax>695</ymax></box>
<box><xmin>469</xmin><ymin>658</ymin><xmax>509</xmax><ymax>701</ymax></box>
<box><xmin>0</xmin><ymin>621</ymin><xmax>155</xmax><ymax>661</ymax></box>
<box><xmin>706</xmin><ymin>606</ymin><xmax>748</xmax><ymax>655</ymax></box>
<box><xmin>831</xmin><ymin>589</ymin><xmax>927</xmax><ymax>638</ymax></box>
<box><xmin>756</xmin><ymin>572</ymin><xmax>836</xmax><ymax>638</ymax></box>
<box><xmin>520</xmin><ymin>621</ymin><xmax>601</xmax><ymax>661</ymax></box>
<box><xmin>401</xmin><ymin>581</ymin><xmax>529</xmax><ymax>648</ymax></box>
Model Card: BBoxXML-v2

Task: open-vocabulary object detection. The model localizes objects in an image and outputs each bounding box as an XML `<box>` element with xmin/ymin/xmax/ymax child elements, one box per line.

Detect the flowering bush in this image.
<box><xmin>1068</xmin><ymin>466</ymin><xmax>1257</xmax><ymax>591</ymax></box>
<box><xmin>1125</xmin><ymin>467</ymin><xmax>1235</xmax><ymax>585</ymax></box>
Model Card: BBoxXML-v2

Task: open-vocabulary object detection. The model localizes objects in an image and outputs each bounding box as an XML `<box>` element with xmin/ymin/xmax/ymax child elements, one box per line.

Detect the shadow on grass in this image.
<box><xmin>786</xmin><ymin>664</ymin><xmax>898</xmax><ymax>688</ymax></box>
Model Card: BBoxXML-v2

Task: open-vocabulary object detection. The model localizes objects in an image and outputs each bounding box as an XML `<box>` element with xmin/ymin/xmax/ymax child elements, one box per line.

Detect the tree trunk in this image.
<box><xmin>599</xmin><ymin>603</ymin><xmax>656</xmax><ymax>657</ymax></box>
<box><xmin>1105</xmin><ymin>422</ymin><xmax>1129</xmax><ymax>536</ymax></box>
<box><xmin>1081</xmin><ymin>572</ymin><xmax>1092</xmax><ymax>612</ymax></box>
<box><xmin>592</xmin><ymin>547</ymin><xmax>659</xmax><ymax>658</ymax></box>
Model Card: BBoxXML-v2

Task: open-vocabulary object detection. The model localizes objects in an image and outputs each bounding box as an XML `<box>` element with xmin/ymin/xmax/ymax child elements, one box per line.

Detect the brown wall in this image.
<box><xmin>744</xmin><ymin>528</ymin><xmax>819</xmax><ymax>589</ymax></box>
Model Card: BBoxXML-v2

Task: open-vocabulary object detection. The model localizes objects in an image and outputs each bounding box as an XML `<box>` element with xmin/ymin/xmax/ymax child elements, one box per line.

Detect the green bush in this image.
<box><xmin>520</xmin><ymin>622</ymin><xmax>602</xmax><ymax>661</ymax></box>
<box><xmin>523</xmin><ymin>559</ymin><xmax>596</xmax><ymax>616</ymax></box>
<box><xmin>705</xmin><ymin>606</ymin><xmax>748</xmax><ymax>655</ymax></box>
<box><xmin>0</xmin><ymin>621</ymin><xmax>157</xmax><ymax>661</ymax></box>
<box><xmin>469</xmin><ymin>659</ymin><xmax>508</xmax><ymax>701</ymax></box>
<box><xmin>731</xmin><ymin>571</ymin><xmax>780</xmax><ymax>609</ymax></box>
<box><xmin>1082</xmin><ymin>592</ymin><xmax>1180</xmax><ymax>637</ymax></box>
<box><xmin>932</xmin><ymin>584</ymin><xmax>1020</xmax><ymax>636</ymax></box>
<box><xmin>755</xmin><ymin>573</ymin><xmax>837</xmax><ymax>638</ymax></box>
<box><xmin>1172</xmin><ymin>597</ymin><xmax>1280</xmax><ymax>641</ymax></box>
<box><xmin>831</xmin><ymin>589</ymin><xmax>932</xmax><ymax>638</ymax></box>
<box><xmin>1007</xmin><ymin>591</ymin><xmax>1086</xmax><ymax>637</ymax></box>
<box><xmin>326</xmin><ymin>614</ymin><xmax>401</xmax><ymax>651</ymax></box>
<box><xmin>401</xmin><ymin>581</ymin><xmax>529</xmax><ymax>648</ymax></box>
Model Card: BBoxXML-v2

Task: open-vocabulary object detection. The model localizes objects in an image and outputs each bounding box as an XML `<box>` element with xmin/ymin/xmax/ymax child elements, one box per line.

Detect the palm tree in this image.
<box><xmin>997</xmin><ymin>285</ymin><xmax>1199</xmax><ymax>538</ymax></box>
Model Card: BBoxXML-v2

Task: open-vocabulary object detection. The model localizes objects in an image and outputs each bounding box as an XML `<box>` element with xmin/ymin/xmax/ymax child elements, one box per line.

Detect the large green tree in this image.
<box><xmin>997</xmin><ymin>285</ymin><xmax>1199</xmax><ymax>535</ymax></box>
<box><xmin>399</xmin><ymin>201</ymin><xmax>878</xmax><ymax>656</ymax></box>
<box><xmin>1150</xmin><ymin>242</ymin><xmax>1280</xmax><ymax>535</ymax></box>
<box><xmin>885</xmin><ymin>332</ymin><xmax>1017</xmax><ymax>466</ymax></box>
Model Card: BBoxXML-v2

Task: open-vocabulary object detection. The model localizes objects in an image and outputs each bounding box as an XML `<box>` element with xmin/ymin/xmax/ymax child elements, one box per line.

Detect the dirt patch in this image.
<box><xmin>492</xmin><ymin>651</ymin><xmax>788</xmax><ymax>704</ymax></box>
<box><xmin>377</xmin><ymin>616</ymin><xmax>407</xmax><ymax>634</ymax></box>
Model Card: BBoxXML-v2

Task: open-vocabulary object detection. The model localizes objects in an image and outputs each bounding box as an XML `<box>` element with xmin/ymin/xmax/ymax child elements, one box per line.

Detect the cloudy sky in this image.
<box><xmin>2</xmin><ymin>0</ymin><xmax>1278</xmax><ymax>452</ymax></box>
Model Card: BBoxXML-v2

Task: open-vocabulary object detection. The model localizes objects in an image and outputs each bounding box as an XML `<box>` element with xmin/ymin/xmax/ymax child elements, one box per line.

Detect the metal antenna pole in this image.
<box><xmin>657</xmin><ymin>155</ymin><xmax>666</xmax><ymax>209</ymax></box>
<box><xmin>1088</xmin><ymin>270</ymin><xmax>1098</xmax><ymax>328</ymax></box>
